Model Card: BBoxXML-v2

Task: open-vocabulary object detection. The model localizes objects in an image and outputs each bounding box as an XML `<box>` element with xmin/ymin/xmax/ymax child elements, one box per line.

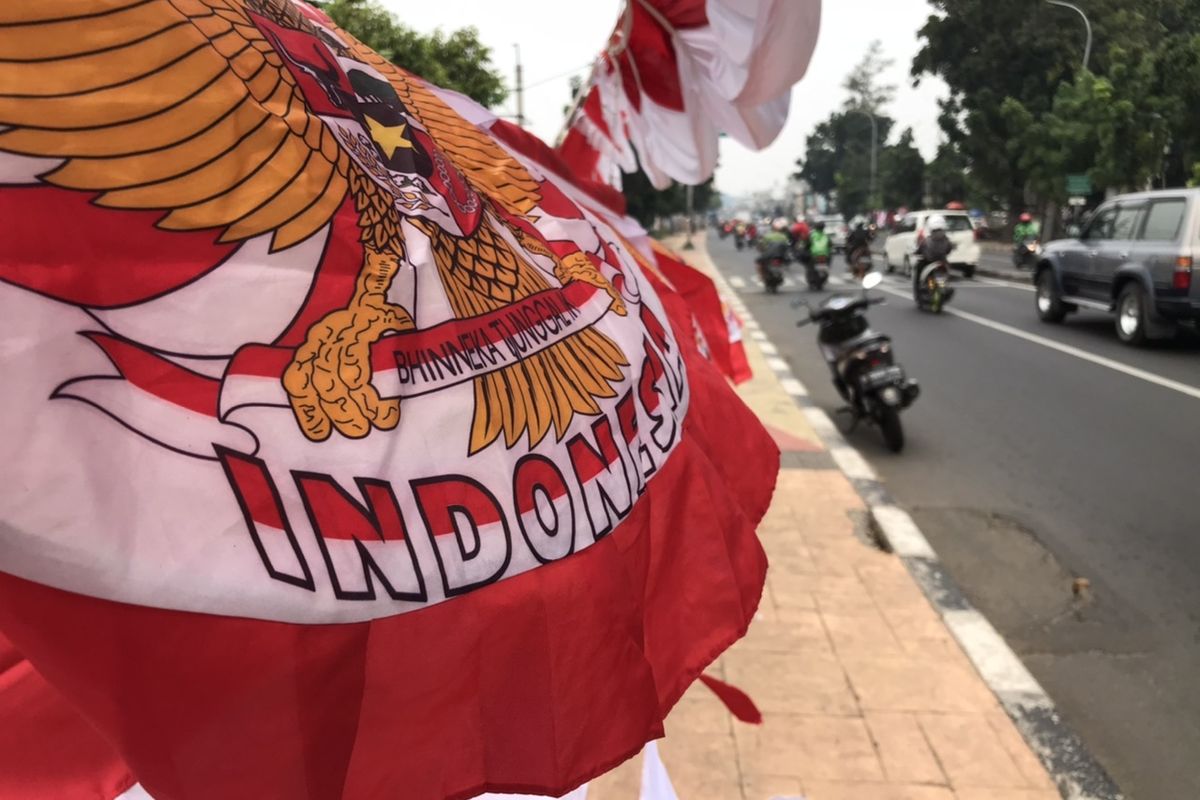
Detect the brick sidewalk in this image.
<box><xmin>587</xmin><ymin>236</ymin><xmax>1060</xmax><ymax>800</ymax></box>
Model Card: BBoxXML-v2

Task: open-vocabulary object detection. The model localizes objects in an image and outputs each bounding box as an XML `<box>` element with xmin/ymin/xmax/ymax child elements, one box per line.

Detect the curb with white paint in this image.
<box><xmin>712</xmin><ymin>266</ymin><xmax>1124</xmax><ymax>800</ymax></box>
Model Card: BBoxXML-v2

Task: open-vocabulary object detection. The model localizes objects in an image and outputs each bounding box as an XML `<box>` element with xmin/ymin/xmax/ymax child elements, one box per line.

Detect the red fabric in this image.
<box><xmin>83</xmin><ymin>333</ymin><xmax>220</xmax><ymax>417</ymax></box>
<box><xmin>651</xmin><ymin>245</ymin><xmax>741</xmax><ymax>384</ymax></box>
<box><xmin>646</xmin><ymin>0</ymin><xmax>708</xmax><ymax>28</ymax></box>
<box><xmin>697</xmin><ymin>674</ymin><xmax>762</xmax><ymax>724</ymax></box>
<box><xmin>627</xmin><ymin>3</ymin><xmax>684</xmax><ymax>112</ymax></box>
<box><xmin>0</xmin><ymin>632</ymin><xmax>134</xmax><ymax>800</ymax></box>
<box><xmin>0</xmin><ymin>186</ymin><xmax>234</xmax><ymax>309</ymax></box>
<box><xmin>0</xmin><ymin>316</ymin><xmax>776</xmax><ymax>798</ymax></box>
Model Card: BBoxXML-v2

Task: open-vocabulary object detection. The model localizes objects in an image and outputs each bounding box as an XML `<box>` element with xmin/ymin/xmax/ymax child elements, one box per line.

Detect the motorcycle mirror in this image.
<box><xmin>862</xmin><ymin>272</ymin><xmax>883</xmax><ymax>290</ymax></box>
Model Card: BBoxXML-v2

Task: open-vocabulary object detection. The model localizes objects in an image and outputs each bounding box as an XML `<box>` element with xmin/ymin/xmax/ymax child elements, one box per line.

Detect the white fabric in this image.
<box><xmin>639</xmin><ymin>742</ymin><xmax>680</xmax><ymax>800</ymax></box>
<box><xmin>565</xmin><ymin>0</ymin><xmax>821</xmax><ymax>188</ymax></box>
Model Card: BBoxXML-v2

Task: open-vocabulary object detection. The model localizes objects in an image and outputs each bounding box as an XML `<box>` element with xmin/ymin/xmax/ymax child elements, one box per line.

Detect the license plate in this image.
<box><xmin>864</xmin><ymin>365</ymin><xmax>903</xmax><ymax>388</ymax></box>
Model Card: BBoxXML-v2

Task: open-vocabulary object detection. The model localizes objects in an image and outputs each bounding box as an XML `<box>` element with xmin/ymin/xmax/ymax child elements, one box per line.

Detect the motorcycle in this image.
<box><xmin>756</xmin><ymin>243</ymin><xmax>790</xmax><ymax>294</ymax></box>
<box><xmin>1013</xmin><ymin>237</ymin><xmax>1041</xmax><ymax>269</ymax></box>
<box><xmin>914</xmin><ymin>259</ymin><xmax>955</xmax><ymax>313</ymax></box>
<box><xmin>795</xmin><ymin>273</ymin><xmax>920</xmax><ymax>452</ymax></box>
<box><xmin>805</xmin><ymin>252</ymin><xmax>829</xmax><ymax>291</ymax></box>
<box><xmin>846</xmin><ymin>245</ymin><xmax>873</xmax><ymax>281</ymax></box>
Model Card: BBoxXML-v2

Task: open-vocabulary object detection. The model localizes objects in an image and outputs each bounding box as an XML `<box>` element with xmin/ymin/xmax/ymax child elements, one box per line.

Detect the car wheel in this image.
<box><xmin>1116</xmin><ymin>283</ymin><xmax>1149</xmax><ymax>345</ymax></box>
<box><xmin>961</xmin><ymin>263</ymin><xmax>976</xmax><ymax>279</ymax></box>
<box><xmin>902</xmin><ymin>256</ymin><xmax>912</xmax><ymax>277</ymax></box>
<box><xmin>885</xmin><ymin>254</ymin><xmax>895</xmax><ymax>273</ymax></box>
<box><xmin>1036</xmin><ymin>270</ymin><xmax>1067</xmax><ymax>323</ymax></box>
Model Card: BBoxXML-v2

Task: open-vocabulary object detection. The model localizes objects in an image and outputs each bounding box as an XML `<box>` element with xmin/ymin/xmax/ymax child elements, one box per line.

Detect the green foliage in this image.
<box><xmin>320</xmin><ymin>0</ymin><xmax>507</xmax><ymax>108</ymax></box>
<box><xmin>914</xmin><ymin>0</ymin><xmax>1200</xmax><ymax>208</ymax></box>
<box><xmin>880</xmin><ymin>129</ymin><xmax>925</xmax><ymax>209</ymax></box>
<box><xmin>621</xmin><ymin>169</ymin><xmax>716</xmax><ymax>228</ymax></box>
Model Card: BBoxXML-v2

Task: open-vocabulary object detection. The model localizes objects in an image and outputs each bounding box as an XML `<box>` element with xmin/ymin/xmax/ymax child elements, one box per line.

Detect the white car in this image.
<box><xmin>885</xmin><ymin>210</ymin><xmax>981</xmax><ymax>278</ymax></box>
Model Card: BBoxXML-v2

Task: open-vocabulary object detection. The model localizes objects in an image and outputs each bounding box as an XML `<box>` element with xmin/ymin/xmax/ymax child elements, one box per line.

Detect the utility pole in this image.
<box><xmin>849</xmin><ymin>108</ymin><xmax>878</xmax><ymax>213</ymax></box>
<box><xmin>513</xmin><ymin>44</ymin><xmax>525</xmax><ymax>127</ymax></box>
<box><xmin>683</xmin><ymin>184</ymin><xmax>695</xmax><ymax>249</ymax></box>
<box><xmin>1045</xmin><ymin>0</ymin><xmax>1092</xmax><ymax>72</ymax></box>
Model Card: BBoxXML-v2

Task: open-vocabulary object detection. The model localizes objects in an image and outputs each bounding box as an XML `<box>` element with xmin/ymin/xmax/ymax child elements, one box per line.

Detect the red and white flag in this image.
<box><xmin>0</xmin><ymin>2</ymin><xmax>778</xmax><ymax>799</ymax></box>
<box><xmin>559</xmin><ymin>0</ymin><xmax>822</xmax><ymax>188</ymax></box>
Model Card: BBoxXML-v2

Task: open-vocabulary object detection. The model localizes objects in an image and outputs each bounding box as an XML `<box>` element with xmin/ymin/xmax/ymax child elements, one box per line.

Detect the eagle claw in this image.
<box><xmin>283</xmin><ymin>263</ymin><xmax>414</xmax><ymax>441</ymax></box>
<box><xmin>556</xmin><ymin>252</ymin><xmax>627</xmax><ymax>316</ymax></box>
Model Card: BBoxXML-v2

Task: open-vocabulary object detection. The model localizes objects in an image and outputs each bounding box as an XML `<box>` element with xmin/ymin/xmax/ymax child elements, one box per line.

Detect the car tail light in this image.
<box><xmin>1173</xmin><ymin>256</ymin><xmax>1192</xmax><ymax>291</ymax></box>
<box><xmin>916</xmin><ymin>229</ymin><xmax>925</xmax><ymax>247</ymax></box>
<box><xmin>974</xmin><ymin>228</ymin><xmax>982</xmax><ymax>241</ymax></box>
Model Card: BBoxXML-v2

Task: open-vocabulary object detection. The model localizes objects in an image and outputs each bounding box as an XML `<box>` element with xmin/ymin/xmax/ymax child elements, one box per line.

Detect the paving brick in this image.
<box><xmin>952</xmin><ymin>790</ymin><xmax>1063</xmax><ymax>800</ymax></box>
<box><xmin>657</xmin><ymin>729</ymin><xmax>744</xmax><ymax>798</ymax></box>
<box><xmin>843</xmin><ymin>656</ymin><xmax>1000</xmax><ymax>714</ymax></box>
<box><xmin>804</xmin><ymin>783</ymin><xmax>956</xmax><ymax>800</ymax></box>
<box><xmin>864</xmin><ymin>712</ymin><xmax>947</xmax><ymax>785</ymax></box>
<box><xmin>821</xmin><ymin>609</ymin><xmax>905</xmax><ymax>657</ymax></box>
<box><xmin>723</xmin><ymin>650</ymin><xmax>858</xmax><ymax>715</ymax></box>
<box><xmin>735</xmin><ymin>610</ymin><xmax>833</xmax><ymax>655</ymax></box>
<box><xmin>984</xmin><ymin>710</ymin><xmax>1057</xmax><ymax>790</ymax></box>
<box><xmin>740</xmin><ymin>773</ymin><xmax>806</xmax><ymax>800</ymax></box>
<box><xmin>734</xmin><ymin>713</ymin><xmax>884</xmax><ymax>782</ymax></box>
<box><xmin>918</xmin><ymin>714</ymin><xmax>1027</xmax><ymax>789</ymax></box>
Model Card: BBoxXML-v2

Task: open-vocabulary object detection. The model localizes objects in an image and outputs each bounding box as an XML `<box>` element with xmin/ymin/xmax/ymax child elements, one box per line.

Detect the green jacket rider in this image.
<box><xmin>1013</xmin><ymin>212</ymin><xmax>1039</xmax><ymax>243</ymax></box>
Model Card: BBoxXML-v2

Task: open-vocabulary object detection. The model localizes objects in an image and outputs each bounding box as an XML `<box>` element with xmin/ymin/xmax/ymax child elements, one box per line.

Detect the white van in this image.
<box><xmin>885</xmin><ymin>210</ymin><xmax>981</xmax><ymax>278</ymax></box>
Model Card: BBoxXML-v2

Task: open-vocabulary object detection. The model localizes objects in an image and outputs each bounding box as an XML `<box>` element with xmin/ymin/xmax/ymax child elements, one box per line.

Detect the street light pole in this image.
<box><xmin>1045</xmin><ymin>0</ymin><xmax>1092</xmax><ymax>72</ymax></box>
<box><xmin>849</xmin><ymin>108</ymin><xmax>878</xmax><ymax>213</ymax></box>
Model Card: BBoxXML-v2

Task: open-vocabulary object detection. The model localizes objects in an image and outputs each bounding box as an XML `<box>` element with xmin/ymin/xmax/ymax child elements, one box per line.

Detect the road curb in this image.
<box><xmin>709</xmin><ymin>267</ymin><xmax>1124</xmax><ymax>800</ymax></box>
<box><xmin>976</xmin><ymin>265</ymin><xmax>1035</xmax><ymax>283</ymax></box>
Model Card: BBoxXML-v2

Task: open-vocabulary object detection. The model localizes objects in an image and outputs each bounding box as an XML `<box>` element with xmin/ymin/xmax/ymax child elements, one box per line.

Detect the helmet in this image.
<box><xmin>814</xmin><ymin>220</ymin><xmax>826</xmax><ymax>231</ymax></box>
<box><xmin>927</xmin><ymin>214</ymin><xmax>948</xmax><ymax>232</ymax></box>
<box><xmin>1019</xmin><ymin>212</ymin><xmax>1033</xmax><ymax>223</ymax></box>
<box><xmin>796</xmin><ymin>214</ymin><xmax>806</xmax><ymax>223</ymax></box>
<box><xmin>773</xmin><ymin>217</ymin><xmax>788</xmax><ymax>231</ymax></box>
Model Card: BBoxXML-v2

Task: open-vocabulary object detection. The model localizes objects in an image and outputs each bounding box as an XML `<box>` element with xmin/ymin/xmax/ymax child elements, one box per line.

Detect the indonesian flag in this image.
<box><xmin>559</xmin><ymin>0</ymin><xmax>822</xmax><ymax>188</ymax></box>
<box><xmin>0</xmin><ymin>2</ymin><xmax>778</xmax><ymax>799</ymax></box>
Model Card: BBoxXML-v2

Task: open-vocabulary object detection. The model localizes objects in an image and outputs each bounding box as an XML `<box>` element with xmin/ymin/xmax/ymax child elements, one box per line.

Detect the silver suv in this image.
<box><xmin>1035</xmin><ymin>189</ymin><xmax>1200</xmax><ymax>344</ymax></box>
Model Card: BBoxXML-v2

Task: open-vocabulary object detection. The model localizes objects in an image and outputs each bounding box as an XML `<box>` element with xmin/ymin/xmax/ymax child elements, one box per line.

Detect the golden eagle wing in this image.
<box><xmin>0</xmin><ymin>0</ymin><xmax>351</xmax><ymax>250</ymax></box>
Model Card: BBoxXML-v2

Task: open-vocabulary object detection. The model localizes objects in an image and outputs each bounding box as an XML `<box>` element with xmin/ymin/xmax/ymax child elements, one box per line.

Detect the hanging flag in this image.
<box><xmin>0</xmin><ymin>2</ymin><xmax>779</xmax><ymax>799</ymax></box>
<box><xmin>559</xmin><ymin>0</ymin><xmax>823</xmax><ymax>188</ymax></box>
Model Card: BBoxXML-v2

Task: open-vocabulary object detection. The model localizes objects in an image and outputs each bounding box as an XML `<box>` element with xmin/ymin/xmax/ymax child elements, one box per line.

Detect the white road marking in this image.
<box><xmin>757</xmin><ymin>340</ymin><xmax>778</xmax><ymax>355</ymax></box>
<box><xmin>870</xmin><ymin>505</ymin><xmax>936</xmax><ymax>559</ymax></box>
<box><xmin>873</xmin><ymin>283</ymin><xmax>1200</xmax><ymax>402</ymax></box>
<box><xmin>969</xmin><ymin>275</ymin><xmax>1035</xmax><ymax>292</ymax></box>
<box><xmin>779</xmin><ymin>377</ymin><xmax>807</xmax><ymax>396</ymax></box>
<box><xmin>765</xmin><ymin>356</ymin><xmax>789</xmax><ymax>373</ymax></box>
<box><xmin>942</xmin><ymin>610</ymin><xmax>1046</xmax><ymax>697</ymax></box>
<box><xmin>729</xmin><ymin>276</ymin><xmax>746</xmax><ymax>289</ymax></box>
<box><xmin>749</xmin><ymin>330</ymin><xmax>768</xmax><ymax>342</ymax></box>
<box><xmin>829</xmin><ymin>444</ymin><xmax>877</xmax><ymax>481</ymax></box>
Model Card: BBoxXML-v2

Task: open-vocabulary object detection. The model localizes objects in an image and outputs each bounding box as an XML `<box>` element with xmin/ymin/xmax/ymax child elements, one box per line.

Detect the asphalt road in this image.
<box><xmin>711</xmin><ymin>235</ymin><xmax>1200</xmax><ymax>800</ymax></box>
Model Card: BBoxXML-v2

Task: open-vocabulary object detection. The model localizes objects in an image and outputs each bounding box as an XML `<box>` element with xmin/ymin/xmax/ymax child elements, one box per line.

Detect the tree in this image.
<box><xmin>925</xmin><ymin>142</ymin><xmax>969</xmax><ymax>207</ymax></box>
<box><xmin>914</xmin><ymin>0</ymin><xmax>1200</xmax><ymax>215</ymax></box>
<box><xmin>621</xmin><ymin>169</ymin><xmax>716</xmax><ymax>229</ymax></box>
<box><xmin>844</xmin><ymin>40</ymin><xmax>896</xmax><ymax>115</ymax></box>
<box><xmin>320</xmin><ymin>0</ymin><xmax>507</xmax><ymax>108</ymax></box>
<box><xmin>794</xmin><ymin>111</ymin><xmax>894</xmax><ymax>216</ymax></box>
<box><xmin>880</xmin><ymin>129</ymin><xmax>925</xmax><ymax>209</ymax></box>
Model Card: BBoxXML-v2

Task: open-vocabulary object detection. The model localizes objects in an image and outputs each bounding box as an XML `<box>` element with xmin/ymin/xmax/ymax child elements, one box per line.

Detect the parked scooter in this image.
<box><xmin>795</xmin><ymin>272</ymin><xmax>920</xmax><ymax>452</ymax></box>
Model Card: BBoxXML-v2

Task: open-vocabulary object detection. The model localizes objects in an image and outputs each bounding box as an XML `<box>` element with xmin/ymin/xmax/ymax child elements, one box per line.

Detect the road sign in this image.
<box><xmin>1068</xmin><ymin>196</ymin><xmax>1087</xmax><ymax>206</ymax></box>
<box><xmin>1066</xmin><ymin>174</ymin><xmax>1092</xmax><ymax>195</ymax></box>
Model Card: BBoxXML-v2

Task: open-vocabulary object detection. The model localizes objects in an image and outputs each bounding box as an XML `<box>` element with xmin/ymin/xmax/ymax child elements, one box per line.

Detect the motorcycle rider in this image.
<box><xmin>806</xmin><ymin>220</ymin><xmax>833</xmax><ymax>285</ymax></box>
<box><xmin>755</xmin><ymin>218</ymin><xmax>791</xmax><ymax>287</ymax></box>
<box><xmin>845</xmin><ymin>220</ymin><xmax>873</xmax><ymax>280</ymax></box>
<box><xmin>914</xmin><ymin>214</ymin><xmax>954</xmax><ymax>301</ymax></box>
<box><xmin>789</xmin><ymin>215</ymin><xmax>812</xmax><ymax>264</ymax></box>
<box><xmin>1013</xmin><ymin>212</ymin><xmax>1040</xmax><ymax>268</ymax></box>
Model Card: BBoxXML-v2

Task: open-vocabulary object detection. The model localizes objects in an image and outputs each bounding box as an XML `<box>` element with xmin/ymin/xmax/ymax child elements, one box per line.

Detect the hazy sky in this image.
<box><xmin>380</xmin><ymin>1</ymin><xmax>949</xmax><ymax>198</ymax></box>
